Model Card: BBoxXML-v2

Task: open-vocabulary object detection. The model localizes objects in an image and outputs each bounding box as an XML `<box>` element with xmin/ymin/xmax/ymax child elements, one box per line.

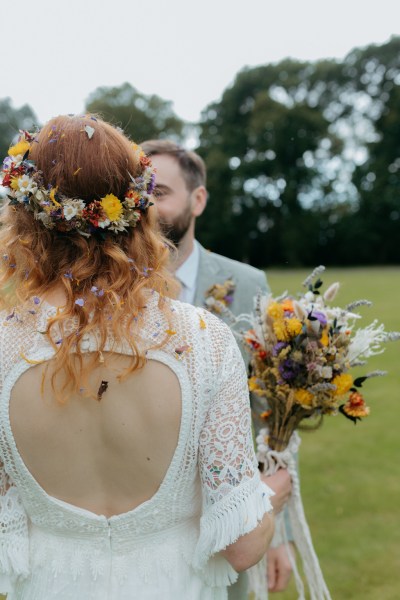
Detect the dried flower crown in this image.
<box><xmin>1</xmin><ymin>129</ymin><xmax>155</xmax><ymax>237</ymax></box>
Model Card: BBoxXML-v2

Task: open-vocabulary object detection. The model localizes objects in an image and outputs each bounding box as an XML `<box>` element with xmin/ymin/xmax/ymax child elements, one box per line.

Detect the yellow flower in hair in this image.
<box><xmin>286</xmin><ymin>317</ymin><xmax>302</xmax><ymax>337</ymax></box>
<box><xmin>294</xmin><ymin>388</ymin><xmax>315</xmax><ymax>408</ymax></box>
<box><xmin>49</xmin><ymin>187</ymin><xmax>61</xmax><ymax>207</ymax></box>
<box><xmin>267</xmin><ymin>302</ymin><xmax>284</xmax><ymax>320</ymax></box>
<box><xmin>331</xmin><ymin>373</ymin><xmax>353</xmax><ymax>396</ymax></box>
<box><xmin>101</xmin><ymin>194</ymin><xmax>123</xmax><ymax>222</ymax></box>
<box><xmin>273</xmin><ymin>319</ymin><xmax>290</xmax><ymax>342</ymax></box>
<box><xmin>8</xmin><ymin>140</ymin><xmax>30</xmax><ymax>157</ymax></box>
<box><xmin>10</xmin><ymin>177</ymin><xmax>19</xmax><ymax>191</ymax></box>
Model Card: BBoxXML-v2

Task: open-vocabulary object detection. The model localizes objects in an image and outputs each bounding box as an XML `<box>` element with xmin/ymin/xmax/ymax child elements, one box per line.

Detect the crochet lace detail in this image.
<box><xmin>0</xmin><ymin>293</ymin><xmax>273</xmax><ymax>595</ymax></box>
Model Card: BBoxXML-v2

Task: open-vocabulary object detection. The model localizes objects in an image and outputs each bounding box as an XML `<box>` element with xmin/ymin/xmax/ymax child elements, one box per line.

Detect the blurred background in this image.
<box><xmin>1</xmin><ymin>1</ymin><xmax>399</xmax><ymax>598</ymax></box>
<box><xmin>2</xmin><ymin>0</ymin><xmax>400</xmax><ymax>269</ymax></box>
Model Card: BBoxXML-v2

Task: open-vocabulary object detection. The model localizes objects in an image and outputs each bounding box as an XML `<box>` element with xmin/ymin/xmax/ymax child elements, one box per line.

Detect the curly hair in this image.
<box><xmin>0</xmin><ymin>115</ymin><xmax>179</xmax><ymax>402</ymax></box>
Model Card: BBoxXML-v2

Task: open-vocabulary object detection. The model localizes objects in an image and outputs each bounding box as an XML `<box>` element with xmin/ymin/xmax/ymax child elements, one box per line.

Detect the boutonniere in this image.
<box><xmin>204</xmin><ymin>278</ymin><xmax>236</xmax><ymax>314</ymax></box>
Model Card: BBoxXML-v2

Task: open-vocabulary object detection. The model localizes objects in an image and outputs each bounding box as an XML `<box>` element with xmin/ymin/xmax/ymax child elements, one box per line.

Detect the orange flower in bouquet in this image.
<box><xmin>241</xmin><ymin>266</ymin><xmax>399</xmax><ymax>453</ymax></box>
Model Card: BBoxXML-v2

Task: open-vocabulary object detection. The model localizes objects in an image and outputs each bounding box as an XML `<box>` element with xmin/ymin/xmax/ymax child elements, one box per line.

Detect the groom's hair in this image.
<box><xmin>141</xmin><ymin>139</ymin><xmax>206</xmax><ymax>192</ymax></box>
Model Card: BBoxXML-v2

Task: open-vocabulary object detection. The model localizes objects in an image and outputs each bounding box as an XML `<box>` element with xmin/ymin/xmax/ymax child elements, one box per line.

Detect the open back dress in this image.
<box><xmin>0</xmin><ymin>293</ymin><xmax>272</xmax><ymax>600</ymax></box>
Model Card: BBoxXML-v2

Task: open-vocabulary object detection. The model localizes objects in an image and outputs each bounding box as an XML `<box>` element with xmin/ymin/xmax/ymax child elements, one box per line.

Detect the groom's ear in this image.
<box><xmin>191</xmin><ymin>186</ymin><xmax>208</xmax><ymax>217</ymax></box>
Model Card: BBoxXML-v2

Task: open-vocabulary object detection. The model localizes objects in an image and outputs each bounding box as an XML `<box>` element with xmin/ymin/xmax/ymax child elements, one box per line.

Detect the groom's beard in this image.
<box><xmin>159</xmin><ymin>203</ymin><xmax>192</xmax><ymax>247</ymax></box>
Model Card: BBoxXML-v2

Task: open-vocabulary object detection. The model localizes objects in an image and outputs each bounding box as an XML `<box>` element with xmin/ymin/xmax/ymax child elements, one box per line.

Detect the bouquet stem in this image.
<box><xmin>249</xmin><ymin>431</ymin><xmax>332</xmax><ymax>600</ymax></box>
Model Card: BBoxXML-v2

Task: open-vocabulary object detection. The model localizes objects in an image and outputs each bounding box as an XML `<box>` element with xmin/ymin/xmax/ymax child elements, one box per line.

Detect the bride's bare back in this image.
<box><xmin>10</xmin><ymin>355</ymin><xmax>181</xmax><ymax>517</ymax></box>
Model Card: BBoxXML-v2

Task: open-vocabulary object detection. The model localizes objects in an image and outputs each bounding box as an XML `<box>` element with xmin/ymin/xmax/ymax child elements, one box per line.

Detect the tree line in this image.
<box><xmin>1</xmin><ymin>37</ymin><xmax>399</xmax><ymax>267</ymax></box>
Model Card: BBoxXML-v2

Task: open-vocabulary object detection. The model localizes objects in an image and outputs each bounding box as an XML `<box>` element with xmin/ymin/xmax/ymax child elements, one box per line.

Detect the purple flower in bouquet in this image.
<box><xmin>311</xmin><ymin>310</ymin><xmax>328</xmax><ymax>327</ymax></box>
<box><xmin>279</xmin><ymin>358</ymin><xmax>302</xmax><ymax>382</ymax></box>
<box><xmin>239</xmin><ymin>265</ymin><xmax>400</xmax><ymax>450</ymax></box>
<box><xmin>273</xmin><ymin>341</ymin><xmax>288</xmax><ymax>356</ymax></box>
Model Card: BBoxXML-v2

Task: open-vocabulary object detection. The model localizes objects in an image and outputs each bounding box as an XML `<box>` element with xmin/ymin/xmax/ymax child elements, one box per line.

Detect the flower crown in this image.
<box><xmin>1</xmin><ymin>129</ymin><xmax>155</xmax><ymax>237</ymax></box>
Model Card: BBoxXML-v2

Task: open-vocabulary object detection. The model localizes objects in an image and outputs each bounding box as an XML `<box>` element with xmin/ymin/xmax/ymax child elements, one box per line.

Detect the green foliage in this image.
<box><xmin>2</xmin><ymin>36</ymin><xmax>400</xmax><ymax>266</ymax></box>
<box><xmin>197</xmin><ymin>37</ymin><xmax>400</xmax><ymax>266</ymax></box>
<box><xmin>350</xmin><ymin>83</ymin><xmax>400</xmax><ymax>264</ymax></box>
<box><xmin>0</xmin><ymin>98</ymin><xmax>38</xmax><ymax>161</ymax></box>
<box><xmin>85</xmin><ymin>82</ymin><xmax>185</xmax><ymax>143</ymax></box>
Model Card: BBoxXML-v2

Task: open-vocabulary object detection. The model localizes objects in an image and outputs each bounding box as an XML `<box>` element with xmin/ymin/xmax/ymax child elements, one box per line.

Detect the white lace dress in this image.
<box><xmin>0</xmin><ymin>294</ymin><xmax>273</xmax><ymax>600</ymax></box>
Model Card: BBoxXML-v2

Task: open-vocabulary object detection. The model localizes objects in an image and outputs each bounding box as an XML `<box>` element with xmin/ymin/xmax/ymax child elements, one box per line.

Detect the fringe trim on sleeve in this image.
<box><xmin>192</xmin><ymin>477</ymin><xmax>274</xmax><ymax>587</ymax></box>
<box><xmin>0</xmin><ymin>572</ymin><xmax>13</xmax><ymax>594</ymax></box>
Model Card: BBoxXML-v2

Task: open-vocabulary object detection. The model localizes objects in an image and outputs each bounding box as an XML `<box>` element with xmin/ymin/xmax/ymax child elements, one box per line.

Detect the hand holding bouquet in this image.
<box><xmin>237</xmin><ymin>267</ymin><xmax>399</xmax><ymax>600</ymax></box>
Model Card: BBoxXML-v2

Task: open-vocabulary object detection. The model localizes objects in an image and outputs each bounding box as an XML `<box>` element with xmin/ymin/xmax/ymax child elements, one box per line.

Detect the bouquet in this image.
<box><xmin>236</xmin><ymin>266</ymin><xmax>399</xmax><ymax>600</ymax></box>
<box><xmin>245</xmin><ymin>266</ymin><xmax>399</xmax><ymax>450</ymax></box>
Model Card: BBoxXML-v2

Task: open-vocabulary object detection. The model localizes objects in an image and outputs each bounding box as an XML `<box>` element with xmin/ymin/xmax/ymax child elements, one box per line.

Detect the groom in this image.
<box><xmin>142</xmin><ymin>139</ymin><xmax>294</xmax><ymax>597</ymax></box>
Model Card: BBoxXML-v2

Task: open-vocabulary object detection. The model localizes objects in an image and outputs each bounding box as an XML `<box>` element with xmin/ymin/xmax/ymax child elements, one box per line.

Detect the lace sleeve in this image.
<box><xmin>0</xmin><ymin>462</ymin><xmax>29</xmax><ymax>592</ymax></box>
<box><xmin>193</xmin><ymin>320</ymin><xmax>273</xmax><ymax>583</ymax></box>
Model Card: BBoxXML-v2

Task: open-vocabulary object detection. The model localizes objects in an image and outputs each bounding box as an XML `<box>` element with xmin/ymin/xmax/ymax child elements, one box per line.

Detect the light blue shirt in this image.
<box><xmin>175</xmin><ymin>241</ymin><xmax>200</xmax><ymax>304</ymax></box>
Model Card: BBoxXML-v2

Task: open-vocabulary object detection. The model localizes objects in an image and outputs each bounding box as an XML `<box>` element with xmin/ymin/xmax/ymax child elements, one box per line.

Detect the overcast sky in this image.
<box><xmin>3</xmin><ymin>0</ymin><xmax>399</xmax><ymax>125</ymax></box>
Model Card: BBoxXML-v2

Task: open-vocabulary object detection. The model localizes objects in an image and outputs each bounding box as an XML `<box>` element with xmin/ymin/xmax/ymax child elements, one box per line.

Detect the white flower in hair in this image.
<box><xmin>63</xmin><ymin>199</ymin><xmax>86</xmax><ymax>220</ymax></box>
<box><xmin>108</xmin><ymin>218</ymin><xmax>129</xmax><ymax>233</ymax></box>
<box><xmin>2</xmin><ymin>129</ymin><xmax>155</xmax><ymax>237</ymax></box>
<box><xmin>63</xmin><ymin>203</ymin><xmax>79</xmax><ymax>221</ymax></box>
<box><xmin>98</xmin><ymin>218</ymin><xmax>111</xmax><ymax>229</ymax></box>
<box><xmin>14</xmin><ymin>175</ymin><xmax>38</xmax><ymax>198</ymax></box>
<box><xmin>36</xmin><ymin>212</ymin><xmax>55</xmax><ymax>228</ymax></box>
<box><xmin>72</xmin><ymin>199</ymin><xmax>86</xmax><ymax>213</ymax></box>
<box><xmin>127</xmin><ymin>210</ymin><xmax>141</xmax><ymax>225</ymax></box>
<box><xmin>35</xmin><ymin>189</ymin><xmax>46</xmax><ymax>202</ymax></box>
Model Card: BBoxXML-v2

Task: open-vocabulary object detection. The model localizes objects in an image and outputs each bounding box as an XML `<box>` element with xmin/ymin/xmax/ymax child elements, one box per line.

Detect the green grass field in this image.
<box><xmin>265</xmin><ymin>267</ymin><xmax>400</xmax><ymax>600</ymax></box>
<box><xmin>1</xmin><ymin>267</ymin><xmax>398</xmax><ymax>600</ymax></box>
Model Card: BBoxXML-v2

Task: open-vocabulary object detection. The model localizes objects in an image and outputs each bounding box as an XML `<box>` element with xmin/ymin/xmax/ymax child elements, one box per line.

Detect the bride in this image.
<box><xmin>0</xmin><ymin>115</ymin><xmax>286</xmax><ymax>599</ymax></box>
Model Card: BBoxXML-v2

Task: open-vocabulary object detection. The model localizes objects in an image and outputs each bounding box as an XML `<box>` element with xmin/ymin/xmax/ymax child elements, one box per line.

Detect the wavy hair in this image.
<box><xmin>0</xmin><ymin>115</ymin><xmax>179</xmax><ymax>402</ymax></box>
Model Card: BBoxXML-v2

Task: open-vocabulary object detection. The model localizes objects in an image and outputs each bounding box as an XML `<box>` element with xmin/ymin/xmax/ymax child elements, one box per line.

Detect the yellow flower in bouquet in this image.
<box><xmin>286</xmin><ymin>317</ymin><xmax>303</xmax><ymax>338</ymax></box>
<box><xmin>249</xmin><ymin>376</ymin><xmax>264</xmax><ymax>394</ymax></box>
<box><xmin>320</xmin><ymin>328</ymin><xmax>329</xmax><ymax>346</ymax></box>
<box><xmin>273</xmin><ymin>319</ymin><xmax>290</xmax><ymax>342</ymax></box>
<box><xmin>267</xmin><ymin>302</ymin><xmax>284</xmax><ymax>319</ymax></box>
<box><xmin>237</xmin><ymin>267</ymin><xmax>400</xmax><ymax>600</ymax></box>
<box><xmin>331</xmin><ymin>373</ymin><xmax>353</xmax><ymax>396</ymax></box>
<box><xmin>294</xmin><ymin>388</ymin><xmax>315</xmax><ymax>408</ymax></box>
<box><xmin>239</xmin><ymin>265</ymin><xmax>400</xmax><ymax>450</ymax></box>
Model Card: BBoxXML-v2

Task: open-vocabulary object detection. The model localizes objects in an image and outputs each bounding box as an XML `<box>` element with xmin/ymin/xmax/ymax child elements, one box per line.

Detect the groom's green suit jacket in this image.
<box><xmin>193</xmin><ymin>243</ymin><xmax>269</xmax><ymax>323</ymax></box>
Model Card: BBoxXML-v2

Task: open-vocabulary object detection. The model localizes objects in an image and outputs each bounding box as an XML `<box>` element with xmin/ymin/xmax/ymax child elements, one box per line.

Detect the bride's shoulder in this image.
<box><xmin>0</xmin><ymin>305</ymin><xmax>48</xmax><ymax>368</ymax></box>
<box><xmin>144</xmin><ymin>292</ymin><xmax>237</xmax><ymax>347</ymax></box>
<box><xmin>168</xmin><ymin>298</ymin><xmax>236</xmax><ymax>345</ymax></box>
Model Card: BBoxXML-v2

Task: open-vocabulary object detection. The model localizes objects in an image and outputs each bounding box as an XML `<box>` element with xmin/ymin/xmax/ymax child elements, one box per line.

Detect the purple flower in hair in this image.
<box><xmin>147</xmin><ymin>173</ymin><xmax>156</xmax><ymax>194</ymax></box>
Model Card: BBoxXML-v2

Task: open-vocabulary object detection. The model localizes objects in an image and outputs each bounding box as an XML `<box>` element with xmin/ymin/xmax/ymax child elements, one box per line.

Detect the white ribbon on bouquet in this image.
<box><xmin>248</xmin><ymin>431</ymin><xmax>332</xmax><ymax>600</ymax></box>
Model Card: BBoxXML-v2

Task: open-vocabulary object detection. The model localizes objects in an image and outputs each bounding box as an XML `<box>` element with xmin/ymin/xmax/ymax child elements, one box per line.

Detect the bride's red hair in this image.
<box><xmin>0</xmin><ymin>115</ymin><xmax>179</xmax><ymax>402</ymax></box>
